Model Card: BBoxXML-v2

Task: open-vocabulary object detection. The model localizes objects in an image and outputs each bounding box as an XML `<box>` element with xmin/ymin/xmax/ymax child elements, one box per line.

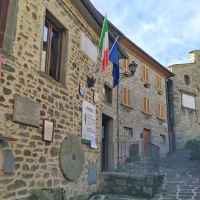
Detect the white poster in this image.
<box><xmin>82</xmin><ymin>100</ymin><xmax>96</xmax><ymax>144</ymax></box>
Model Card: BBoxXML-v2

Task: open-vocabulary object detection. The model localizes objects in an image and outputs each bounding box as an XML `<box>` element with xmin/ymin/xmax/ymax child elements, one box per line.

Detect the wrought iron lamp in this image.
<box><xmin>120</xmin><ymin>61</ymin><xmax>138</xmax><ymax>77</ymax></box>
<box><xmin>129</xmin><ymin>61</ymin><xmax>138</xmax><ymax>76</ymax></box>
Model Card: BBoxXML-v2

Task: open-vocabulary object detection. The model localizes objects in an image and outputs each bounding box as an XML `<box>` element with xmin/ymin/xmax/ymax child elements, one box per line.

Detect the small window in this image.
<box><xmin>124</xmin><ymin>127</ymin><xmax>133</xmax><ymax>136</ymax></box>
<box><xmin>143</xmin><ymin>97</ymin><xmax>150</xmax><ymax>113</ymax></box>
<box><xmin>184</xmin><ymin>75</ymin><xmax>190</xmax><ymax>85</ymax></box>
<box><xmin>104</xmin><ymin>84</ymin><xmax>112</xmax><ymax>104</ymax></box>
<box><xmin>122</xmin><ymin>57</ymin><xmax>130</xmax><ymax>71</ymax></box>
<box><xmin>160</xmin><ymin>135</ymin><xmax>166</xmax><ymax>143</ymax></box>
<box><xmin>142</xmin><ymin>65</ymin><xmax>149</xmax><ymax>82</ymax></box>
<box><xmin>41</xmin><ymin>17</ymin><xmax>63</xmax><ymax>82</ymax></box>
<box><xmin>156</xmin><ymin>74</ymin><xmax>162</xmax><ymax>90</ymax></box>
<box><xmin>122</xmin><ymin>86</ymin><xmax>132</xmax><ymax>107</ymax></box>
<box><xmin>157</xmin><ymin>104</ymin><xmax>164</xmax><ymax>119</ymax></box>
<box><xmin>0</xmin><ymin>0</ymin><xmax>9</xmax><ymax>48</ymax></box>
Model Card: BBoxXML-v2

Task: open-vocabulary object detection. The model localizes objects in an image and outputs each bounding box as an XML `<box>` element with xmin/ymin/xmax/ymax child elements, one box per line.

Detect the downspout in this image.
<box><xmin>117</xmin><ymin>84</ymin><xmax>120</xmax><ymax>169</ymax></box>
<box><xmin>166</xmin><ymin>78</ymin><xmax>176</xmax><ymax>152</ymax></box>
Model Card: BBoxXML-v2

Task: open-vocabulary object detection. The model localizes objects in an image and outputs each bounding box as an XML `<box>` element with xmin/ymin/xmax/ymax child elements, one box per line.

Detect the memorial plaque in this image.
<box><xmin>13</xmin><ymin>94</ymin><xmax>40</xmax><ymax>127</ymax></box>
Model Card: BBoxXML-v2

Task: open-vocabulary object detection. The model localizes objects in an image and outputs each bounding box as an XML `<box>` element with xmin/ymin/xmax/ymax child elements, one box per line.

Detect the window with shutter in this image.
<box><xmin>158</xmin><ymin>104</ymin><xmax>164</xmax><ymax>119</ymax></box>
<box><xmin>156</xmin><ymin>74</ymin><xmax>162</xmax><ymax>90</ymax></box>
<box><xmin>122</xmin><ymin>87</ymin><xmax>132</xmax><ymax>106</ymax></box>
<box><xmin>142</xmin><ymin>66</ymin><xmax>149</xmax><ymax>82</ymax></box>
<box><xmin>143</xmin><ymin>97</ymin><xmax>150</xmax><ymax>113</ymax></box>
<box><xmin>122</xmin><ymin>57</ymin><xmax>130</xmax><ymax>71</ymax></box>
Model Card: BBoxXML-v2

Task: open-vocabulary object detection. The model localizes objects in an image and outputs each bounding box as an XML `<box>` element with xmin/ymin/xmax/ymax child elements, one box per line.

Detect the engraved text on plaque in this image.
<box><xmin>13</xmin><ymin>94</ymin><xmax>40</xmax><ymax>127</ymax></box>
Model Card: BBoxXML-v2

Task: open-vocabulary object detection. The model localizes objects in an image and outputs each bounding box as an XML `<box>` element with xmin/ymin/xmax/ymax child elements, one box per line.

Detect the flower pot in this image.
<box><xmin>158</xmin><ymin>91</ymin><xmax>163</xmax><ymax>95</ymax></box>
<box><xmin>144</xmin><ymin>83</ymin><xmax>150</xmax><ymax>88</ymax></box>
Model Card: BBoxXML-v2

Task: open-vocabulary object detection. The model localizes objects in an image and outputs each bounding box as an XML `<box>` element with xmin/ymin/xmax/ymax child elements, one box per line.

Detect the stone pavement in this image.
<box><xmin>90</xmin><ymin>149</ymin><xmax>200</xmax><ymax>200</ymax></box>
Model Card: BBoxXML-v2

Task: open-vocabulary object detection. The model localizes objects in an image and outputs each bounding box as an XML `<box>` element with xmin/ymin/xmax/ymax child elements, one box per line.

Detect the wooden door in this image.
<box><xmin>144</xmin><ymin>129</ymin><xmax>149</xmax><ymax>156</ymax></box>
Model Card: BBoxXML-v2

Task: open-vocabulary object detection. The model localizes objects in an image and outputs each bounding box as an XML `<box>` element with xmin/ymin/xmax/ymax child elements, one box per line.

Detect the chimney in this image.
<box><xmin>189</xmin><ymin>50</ymin><xmax>200</xmax><ymax>64</ymax></box>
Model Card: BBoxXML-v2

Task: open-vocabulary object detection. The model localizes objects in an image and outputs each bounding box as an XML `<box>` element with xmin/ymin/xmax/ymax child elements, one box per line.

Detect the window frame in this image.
<box><xmin>104</xmin><ymin>84</ymin><xmax>112</xmax><ymax>104</ymax></box>
<box><xmin>122</xmin><ymin>86</ymin><xmax>132</xmax><ymax>107</ymax></box>
<box><xmin>184</xmin><ymin>74</ymin><xmax>190</xmax><ymax>85</ymax></box>
<box><xmin>42</xmin><ymin>17</ymin><xmax>63</xmax><ymax>82</ymax></box>
<box><xmin>156</xmin><ymin>74</ymin><xmax>162</xmax><ymax>90</ymax></box>
<box><xmin>0</xmin><ymin>0</ymin><xmax>9</xmax><ymax>48</ymax></box>
<box><xmin>123</xmin><ymin>127</ymin><xmax>133</xmax><ymax>137</ymax></box>
<box><xmin>157</xmin><ymin>103</ymin><xmax>164</xmax><ymax>119</ymax></box>
<box><xmin>143</xmin><ymin>97</ymin><xmax>150</xmax><ymax>114</ymax></box>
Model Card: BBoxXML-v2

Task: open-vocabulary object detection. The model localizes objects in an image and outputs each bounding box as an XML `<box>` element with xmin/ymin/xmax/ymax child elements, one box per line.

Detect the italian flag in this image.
<box><xmin>99</xmin><ymin>15</ymin><xmax>109</xmax><ymax>72</ymax></box>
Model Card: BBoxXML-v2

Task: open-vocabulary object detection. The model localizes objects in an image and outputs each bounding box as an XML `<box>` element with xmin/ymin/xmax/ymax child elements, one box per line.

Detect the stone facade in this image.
<box><xmin>168</xmin><ymin>50</ymin><xmax>200</xmax><ymax>149</ymax></box>
<box><xmin>118</xmin><ymin>47</ymin><xmax>171</xmax><ymax>156</ymax></box>
<box><xmin>0</xmin><ymin>0</ymin><xmax>118</xmax><ymax>199</ymax></box>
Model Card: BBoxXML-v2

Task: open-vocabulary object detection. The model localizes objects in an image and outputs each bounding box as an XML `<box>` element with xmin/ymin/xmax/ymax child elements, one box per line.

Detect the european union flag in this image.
<box><xmin>109</xmin><ymin>38</ymin><xmax>119</xmax><ymax>88</ymax></box>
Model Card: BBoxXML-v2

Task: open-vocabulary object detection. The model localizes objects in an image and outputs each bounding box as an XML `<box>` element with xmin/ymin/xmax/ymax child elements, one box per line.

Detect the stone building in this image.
<box><xmin>167</xmin><ymin>50</ymin><xmax>200</xmax><ymax>150</ymax></box>
<box><xmin>106</xmin><ymin>23</ymin><xmax>174</xmax><ymax>156</ymax></box>
<box><xmin>0</xmin><ymin>0</ymin><xmax>129</xmax><ymax>199</ymax></box>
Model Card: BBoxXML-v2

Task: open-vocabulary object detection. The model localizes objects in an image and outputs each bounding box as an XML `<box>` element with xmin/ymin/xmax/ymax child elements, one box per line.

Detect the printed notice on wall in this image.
<box><xmin>81</xmin><ymin>33</ymin><xmax>98</xmax><ymax>62</ymax></box>
<box><xmin>82</xmin><ymin>100</ymin><xmax>96</xmax><ymax>145</ymax></box>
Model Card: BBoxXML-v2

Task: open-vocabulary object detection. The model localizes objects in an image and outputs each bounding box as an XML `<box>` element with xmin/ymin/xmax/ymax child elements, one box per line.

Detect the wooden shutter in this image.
<box><xmin>142</xmin><ymin>66</ymin><xmax>146</xmax><ymax>80</ymax></box>
<box><xmin>122</xmin><ymin>87</ymin><xmax>131</xmax><ymax>106</ymax></box>
<box><xmin>146</xmin><ymin>98</ymin><xmax>150</xmax><ymax>113</ymax></box>
<box><xmin>122</xmin><ymin>86</ymin><xmax>125</xmax><ymax>104</ymax></box>
<box><xmin>143</xmin><ymin>97</ymin><xmax>146</xmax><ymax>112</ymax></box>
<box><xmin>144</xmin><ymin>97</ymin><xmax>150</xmax><ymax>113</ymax></box>
<box><xmin>145</xmin><ymin>67</ymin><xmax>149</xmax><ymax>82</ymax></box>
<box><xmin>143</xmin><ymin>66</ymin><xmax>149</xmax><ymax>82</ymax></box>
<box><xmin>122</xmin><ymin>59</ymin><xmax>126</xmax><ymax>69</ymax></box>
<box><xmin>156</xmin><ymin>74</ymin><xmax>161</xmax><ymax>89</ymax></box>
<box><xmin>127</xmin><ymin>88</ymin><xmax>131</xmax><ymax>106</ymax></box>
<box><xmin>158</xmin><ymin>104</ymin><xmax>164</xmax><ymax>118</ymax></box>
<box><xmin>126</xmin><ymin>57</ymin><xmax>130</xmax><ymax>70</ymax></box>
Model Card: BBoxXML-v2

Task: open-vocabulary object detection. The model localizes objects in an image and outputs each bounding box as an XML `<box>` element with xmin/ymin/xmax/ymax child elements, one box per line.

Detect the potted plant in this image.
<box><xmin>185</xmin><ymin>139</ymin><xmax>200</xmax><ymax>160</ymax></box>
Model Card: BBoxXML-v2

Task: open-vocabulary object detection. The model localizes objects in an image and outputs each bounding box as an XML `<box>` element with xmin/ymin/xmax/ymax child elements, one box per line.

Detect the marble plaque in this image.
<box><xmin>13</xmin><ymin>94</ymin><xmax>40</xmax><ymax>127</ymax></box>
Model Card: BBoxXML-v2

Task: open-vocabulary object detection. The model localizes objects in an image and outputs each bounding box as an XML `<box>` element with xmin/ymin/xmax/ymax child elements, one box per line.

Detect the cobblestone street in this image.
<box><xmin>90</xmin><ymin>149</ymin><xmax>200</xmax><ymax>200</ymax></box>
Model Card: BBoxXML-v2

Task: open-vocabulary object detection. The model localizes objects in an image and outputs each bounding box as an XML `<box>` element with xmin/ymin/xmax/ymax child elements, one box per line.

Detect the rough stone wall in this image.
<box><xmin>0</xmin><ymin>0</ymin><xmax>117</xmax><ymax>199</ymax></box>
<box><xmin>118</xmin><ymin>50</ymin><xmax>169</xmax><ymax>157</ymax></box>
<box><xmin>168</xmin><ymin>51</ymin><xmax>200</xmax><ymax>149</ymax></box>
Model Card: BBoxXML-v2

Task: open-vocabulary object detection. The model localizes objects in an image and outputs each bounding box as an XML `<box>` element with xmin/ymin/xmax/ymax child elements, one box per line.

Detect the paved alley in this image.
<box><xmin>90</xmin><ymin>149</ymin><xmax>200</xmax><ymax>200</ymax></box>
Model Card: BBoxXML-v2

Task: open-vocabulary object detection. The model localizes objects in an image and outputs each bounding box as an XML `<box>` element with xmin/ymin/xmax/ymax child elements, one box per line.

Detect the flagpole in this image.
<box><xmin>93</xmin><ymin>13</ymin><xmax>107</xmax><ymax>74</ymax></box>
<box><xmin>95</xmin><ymin>35</ymin><xmax>119</xmax><ymax>80</ymax></box>
<box><xmin>109</xmin><ymin>35</ymin><xmax>119</xmax><ymax>56</ymax></box>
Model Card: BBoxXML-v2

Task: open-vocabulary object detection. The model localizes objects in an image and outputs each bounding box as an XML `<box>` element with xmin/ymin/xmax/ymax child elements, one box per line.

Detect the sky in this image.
<box><xmin>90</xmin><ymin>0</ymin><xmax>200</xmax><ymax>67</ymax></box>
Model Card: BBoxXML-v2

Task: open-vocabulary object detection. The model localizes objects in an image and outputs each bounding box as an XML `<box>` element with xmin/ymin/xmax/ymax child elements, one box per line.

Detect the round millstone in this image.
<box><xmin>60</xmin><ymin>135</ymin><xmax>85</xmax><ymax>180</ymax></box>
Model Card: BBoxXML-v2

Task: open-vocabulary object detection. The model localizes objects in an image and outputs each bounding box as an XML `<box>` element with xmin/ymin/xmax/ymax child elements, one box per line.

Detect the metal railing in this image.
<box><xmin>147</xmin><ymin>142</ymin><xmax>160</xmax><ymax>174</ymax></box>
<box><xmin>100</xmin><ymin>141</ymin><xmax>160</xmax><ymax>174</ymax></box>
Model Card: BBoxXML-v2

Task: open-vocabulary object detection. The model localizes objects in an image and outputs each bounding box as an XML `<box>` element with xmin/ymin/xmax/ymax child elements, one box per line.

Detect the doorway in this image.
<box><xmin>101</xmin><ymin>113</ymin><xmax>114</xmax><ymax>172</ymax></box>
<box><xmin>143</xmin><ymin>129</ymin><xmax>151</xmax><ymax>156</ymax></box>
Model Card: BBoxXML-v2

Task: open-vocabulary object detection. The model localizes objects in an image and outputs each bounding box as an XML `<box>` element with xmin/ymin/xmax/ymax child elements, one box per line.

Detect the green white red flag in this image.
<box><xmin>99</xmin><ymin>14</ymin><xmax>109</xmax><ymax>72</ymax></box>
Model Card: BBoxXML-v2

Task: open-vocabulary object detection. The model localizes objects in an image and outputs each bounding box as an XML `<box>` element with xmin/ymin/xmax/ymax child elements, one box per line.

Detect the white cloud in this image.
<box><xmin>90</xmin><ymin>0</ymin><xmax>200</xmax><ymax>67</ymax></box>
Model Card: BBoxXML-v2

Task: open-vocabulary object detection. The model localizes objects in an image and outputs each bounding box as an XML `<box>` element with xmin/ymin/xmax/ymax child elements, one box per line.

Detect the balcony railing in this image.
<box><xmin>100</xmin><ymin>141</ymin><xmax>160</xmax><ymax>174</ymax></box>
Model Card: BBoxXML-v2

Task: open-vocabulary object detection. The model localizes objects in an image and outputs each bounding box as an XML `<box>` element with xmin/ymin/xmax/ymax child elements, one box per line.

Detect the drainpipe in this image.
<box><xmin>117</xmin><ymin>84</ymin><xmax>120</xmax><ymax>169</ymax></box>
<box><xmin>166</xmin><ymin>78</ymin><xmax>176</xmax><ymax>152</ymax></box>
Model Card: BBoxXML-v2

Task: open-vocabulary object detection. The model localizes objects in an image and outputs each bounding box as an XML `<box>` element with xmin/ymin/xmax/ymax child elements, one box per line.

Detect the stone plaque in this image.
<box><xmin>13</xmin><ymin>94</ymin><xmax>40</xmax><ymax>127</ymax></box>
<box><xmin>3</xmin><ymin>149</ymin><xmax>14</xmax><ymax>173</ymax></box>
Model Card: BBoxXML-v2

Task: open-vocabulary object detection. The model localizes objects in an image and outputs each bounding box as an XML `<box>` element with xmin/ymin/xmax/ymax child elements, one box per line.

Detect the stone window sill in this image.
<box><xmin>103</xmin><ymin>100</ymin><xmax>113</xmax><ymax>108</ymax></box>
<box><xmin>38</xmin><ymin>71</ymin><xmax>66</xmax><ymax>89</ymax></box>
<box><xmin>121</xmin><ymin>103</ymin><xmax>133</xmax><ymax>109</ymax></box>
<box><xmin>142</xmin><ymin>111</ymin><xmax>152</xmax><ymax>118</ymax></box>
